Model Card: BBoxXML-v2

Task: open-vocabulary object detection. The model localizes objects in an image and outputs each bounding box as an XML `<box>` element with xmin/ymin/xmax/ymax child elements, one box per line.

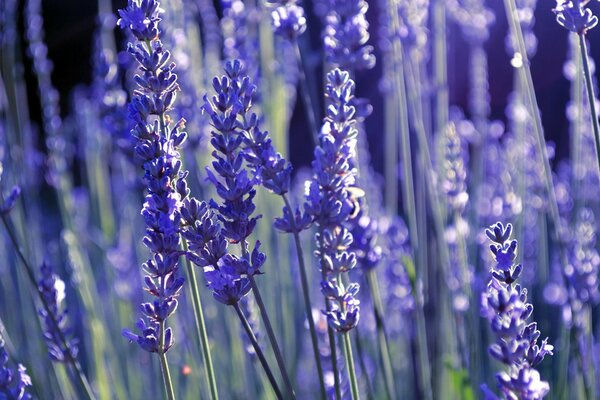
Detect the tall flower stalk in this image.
<box><xmin>201</xmin><ymin>60</ymin><xmax>296</xmax><ymax>399</ymax></box>
<box><xmin>554</xmin><ymin>0</ymin><xmax>600</xmax><ymax>177</ymax></box>
<box><xmin>116</xmin><ymin>1</ymin><xmax>215</xmax><ymax>398</ymax></box>
<box><xmin>305</xmin><ymin>69</ymin><xmax>362</xmax><ymax>400</ymax></box>
<box><xmin>481</xmin><ymin>222</ymin><xmax>554</xmax><ymax>399</ymax></box>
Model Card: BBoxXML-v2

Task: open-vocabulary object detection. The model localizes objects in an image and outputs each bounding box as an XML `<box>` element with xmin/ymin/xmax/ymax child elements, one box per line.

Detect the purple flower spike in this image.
<box><xmin>481</xmin><ymin>222</ymin><xmax>553</xmax><ymax>399</ymax></box>
<box><xmin>118</xmin><ymin>0</ymin><xmax>191</xmax><ymax>354</ymax></box>
<box><xmin>305</xmin><ymin>68</ymin><xmax>363</xmax><ymax>333</ymax></box>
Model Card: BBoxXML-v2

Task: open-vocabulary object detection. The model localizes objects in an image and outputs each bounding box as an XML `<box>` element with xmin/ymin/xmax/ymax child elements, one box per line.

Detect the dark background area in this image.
<box><xmin>16</xmin><ymin>0</ymin><xmax>600</xmax><ymax>171</ymax></box>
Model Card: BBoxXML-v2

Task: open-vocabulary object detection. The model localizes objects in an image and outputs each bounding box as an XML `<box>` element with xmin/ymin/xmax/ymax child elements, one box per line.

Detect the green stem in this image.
<box><xmin>180</xmin><ymin>242</ymin><xmax>219</xmax><ymax>400</ymax></box>
<box><xmin>233</xmin><ymin>303</ymin><xmax>284</xmax><ymax>399</ymax></box>
<box><xmin>578</xmin><ymin>33</ymin><xmax>600</xmax><ymax>177</ymax></box>
<box><xmin>366</xmin><ymin>270</ymin><xmax>397</xmax><ymax>400</ymax></box>
<box><xmin>1</xmin><ymin>215</ymin><xmax>96</xmax><ymax>400</ymax></box>
<box><xmin>282</xmin><ymin>194</ymin><xmax>326</xmax><ymax>400</ymax></box>
<box><xmin>342</xmin><ymin>332</ymin><xmax>360</xmax><ymax>400</ymax></box>
<box><xmin>247</xmin><ymin>274</ymin><xmax>296</xmax><ymax>399</ymax></box>
<box><xmin>159</xmin><ymin>321</ymin><xmax>176</xmax><ymax>400</ymax></box>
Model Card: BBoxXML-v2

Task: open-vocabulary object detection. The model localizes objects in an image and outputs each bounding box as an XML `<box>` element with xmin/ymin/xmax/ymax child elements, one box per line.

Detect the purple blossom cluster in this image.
<box><xmin>481</xmin><ymin>222</ymin><xmax>554</xmax><ymax>399</ymax></box>
<box><xmin>117</xmin><ymin>0</ymin><xmax>188</xmax><ymax>354</ymax></box>
<box><xmin>305</xmin><ymin>68</ymin><xmax>362</xmax><ymax>333</ymax></box>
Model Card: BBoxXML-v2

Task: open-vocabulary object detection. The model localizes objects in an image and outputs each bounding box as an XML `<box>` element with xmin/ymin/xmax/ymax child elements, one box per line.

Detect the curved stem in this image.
<box><xmin>578</xmin><ymin>33</ymin><xmax>600</xmax><ymax>177</ymax></box>
<box><xmin>181</xmin><ymin>242</ymin><xmax>219</xmax><ymax>400</ymax></box>
<box><xmin>233</xmin><ymin>303</ymin><xmax>284</xmax><ymax>399</ymax></box>
<box><xmin>1</xmin><ymin>215</ymin><xmax>96</xmax><ymax>400</ymax></box>
<box><xmin>342</xmin><ymin>332</ymin><xmax>360</xmax><ymax>400</ymax></box>
<box><xmin>159</xmin><ymin>322</ymin><xmax>176</xmax><ymax>400</ymax></box>
<box><xmin>282</xmin><ymin>194</ymin><xmax>326</xmax><ymax>400</ymax></box>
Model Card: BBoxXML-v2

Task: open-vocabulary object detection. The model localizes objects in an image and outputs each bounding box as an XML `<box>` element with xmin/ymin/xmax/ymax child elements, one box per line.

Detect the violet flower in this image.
<box><xmin>268</xmin><ymin>1</ymin><xmax>307</xmax><ymax>38</ymax></box>
<box><xmin>305</xmin><ymin>68</ymin><xmax>361</xmax><ymax>333</ymax></box>
<box><xmin>0</xmin><ymin>335</ymin><xmax>32</xmax><ymax>400</ymax></box>
<box><xmin>481</xmin><ymin>222</ymin><xmax>554</xmax><ymax>399</ymax></box>
<box><xmin>117</xmin><ymin>0</ymin><xmax>187</xmax><ymax>354</ymax></box>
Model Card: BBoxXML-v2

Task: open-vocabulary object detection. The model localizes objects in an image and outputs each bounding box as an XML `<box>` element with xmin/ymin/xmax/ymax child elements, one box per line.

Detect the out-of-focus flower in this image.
<box><xmin>38</xmin><ymin>262</ymin><xmax>79</xmax><ymax>363</ymax></box>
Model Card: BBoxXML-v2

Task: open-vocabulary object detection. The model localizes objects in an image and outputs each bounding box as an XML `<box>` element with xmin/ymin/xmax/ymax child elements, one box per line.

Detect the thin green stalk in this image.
<box><xmin>0</xmin><ymin>215</ymin><xmax>96</xmax><ymax>400</ymax></box>
<box><xmin>180</xmin><ymin>243</ymin><xmax>219</xmax><ymax>400</ymax></box>
<box><xmin>282</xmin><ymin>194</ymin><xmax>326</xmax><ymax>400</ymax></box>
<box><xmin>247</xmin><ymin>273</ymin><xmax>296</xmax><ymax>399</ymax></box>
<box><xmin>353</xmin><ymin>329</ymin><xmax>374</xmax><ymax>397</ymax></box>
<box><xmin>159</xmin><ymin>321</ymin><xmax>176</xmax><ymax>400</ymax></box>
<box><xmin>233</xmin><ymin>303</ymin><xmax>284</xmax><ymax>400</ymax></box>
<box><xmin>366</xmin><ymin>270</ymin><xmax>397</xmax><ymax>400</ymax></box>
<box><xmin>578</xmin><ymin>33</ymin><xmax>600</xmax><ymax>176</ymax></box>
<box><xmin>342</xmin><ymin>332</ymin><xmax>360</xmax><ymax>400</ymax></box>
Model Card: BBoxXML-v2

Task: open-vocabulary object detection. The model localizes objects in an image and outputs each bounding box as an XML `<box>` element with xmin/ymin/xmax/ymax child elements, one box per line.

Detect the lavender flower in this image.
<box><xmin>118</xmin><ymin>0</ymin><xmax>187</xmax><ymax>354</ymax></box>
<box><xmin>305</xmin><ymin>68</ymin><xmax>361</xmax><ymax>333</ymax></box>
<box><xmin>203</xmin><ymin>61</ymin><xmax>262</xmax><ymax>246</ymax></box>
<box><xmin>322</xmin><ymin>0</ymin><xmax>375</xmax><ymax>71</ymax></box>
<box><xmin>554</xmin><ymin>0</ymin><xmax>598</xmax><ymax>33</ymax></box>
<box><xmin>38</xmin><ymin>262</ymin><xmax>79</xmax><ymax>363</ymax></box>
<box><xmin>481</xmin><ymin>222</ymin><xmax>553</xmax><ymax>399</ymax></box>
<box><xmin>0</xmin><ymin>335</ymin><xmax>32</xmax><ymax>400</ymax></box>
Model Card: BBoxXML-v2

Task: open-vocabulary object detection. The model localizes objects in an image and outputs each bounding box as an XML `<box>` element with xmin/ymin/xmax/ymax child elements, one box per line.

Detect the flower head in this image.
<box><xmin>0</xmin><ymin>335</ymin><xmax>32</xmax><ymax>400</ymax></box>
<box><xmin>554</xmin><ymin>0</ymin><xmax>598</xmax><ymax>33</ymax></box>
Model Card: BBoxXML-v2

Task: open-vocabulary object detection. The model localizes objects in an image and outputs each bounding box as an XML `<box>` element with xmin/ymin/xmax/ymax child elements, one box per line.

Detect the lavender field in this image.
<box><xmin>0</xmin><ymin>0</ymin><xmax>599</xmax><ymax>399</ymax></box>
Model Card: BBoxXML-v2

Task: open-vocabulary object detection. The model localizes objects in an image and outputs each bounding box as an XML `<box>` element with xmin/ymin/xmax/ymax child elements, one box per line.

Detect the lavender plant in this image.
<box><xmin>481</xmin><ymin>222</ymin><xmax>554</xmax><ymax>399</ymax></box>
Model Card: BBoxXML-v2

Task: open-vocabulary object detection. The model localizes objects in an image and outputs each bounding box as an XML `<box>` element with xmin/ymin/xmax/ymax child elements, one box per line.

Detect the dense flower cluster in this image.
<box><xmin>554</xmin><ymin>0</ymin><xmax>598</xmax><ymax>33</ymax></box>
<box><xmin>322</xmin><ymin>0</ymin><xmax>375</xmax><ymax>71</ymax></box>
<box><xmin>118</xmin><ymin>0</ymin><xmax>187</xmax><ymax>354</ymax></box>
<box><xmin>37</xmin><ymin>262</ymin><xmax>79</xmax><ymax>363</ymax></box>
<box><xmin>481</xmin><ymin>222</ymin><xmax>554</xmax><ymax>399</ymax></box>
<box><xmin>180</xmin><ymin>198</ymin><xmax>253</xmax><ymax>305</ymax></box>
<box><xmin>305</xmin><ymin>69</ymin><xmax>362</xmax><ymax>333</ymax></box>
<box><xmin>0</xmin><ymin>335</ymin><xmax>31</xmax><ymax>400</ymax></box>
<box><xmin>200</xmin><ymin>60</ymin><xmax>270</xmax><ymax>301</ymax></box>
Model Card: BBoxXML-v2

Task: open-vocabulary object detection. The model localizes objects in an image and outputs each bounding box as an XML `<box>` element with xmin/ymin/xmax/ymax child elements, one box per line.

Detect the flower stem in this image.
<box><xmin>1</xmin><ymin>214</ymin><xmax>96</xmax><ymax>400</ymax></box>
<box><xmin>342</xmin><ymin>332</ymin><xmax>360</xmax><ymax>400</ymax></box>
<box><xmin>282</xmin><ymin>194</ymin><xmax>326</xmax><ymax>400</ymax></box>
<box><xmin>578</xmin><ymin>33</ymin><xmax>600</xmax><ymax>177</ymax></box>
<box><xmin>181</xmin><ymin>242</ymin><xmax>219</xmax><ymax>400</ymax></box>
<box><xmin>233</xmin><ymin>303</ymin><xmax>284</xmax><ymax>400</ymax></box>
<box><xmin>247</xmin><ymin>273</ymin><xmax>296</xmax><ymax>399</ymax></box>
<box><xmin>159</xmin><ymin>321</ymin><xmax>176</xmax><ymax>400</ymax></box>
<box><xmin>366</xmin><ymin>270</ymin><xmax>397</xmax><ymax>400</ymax></box>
